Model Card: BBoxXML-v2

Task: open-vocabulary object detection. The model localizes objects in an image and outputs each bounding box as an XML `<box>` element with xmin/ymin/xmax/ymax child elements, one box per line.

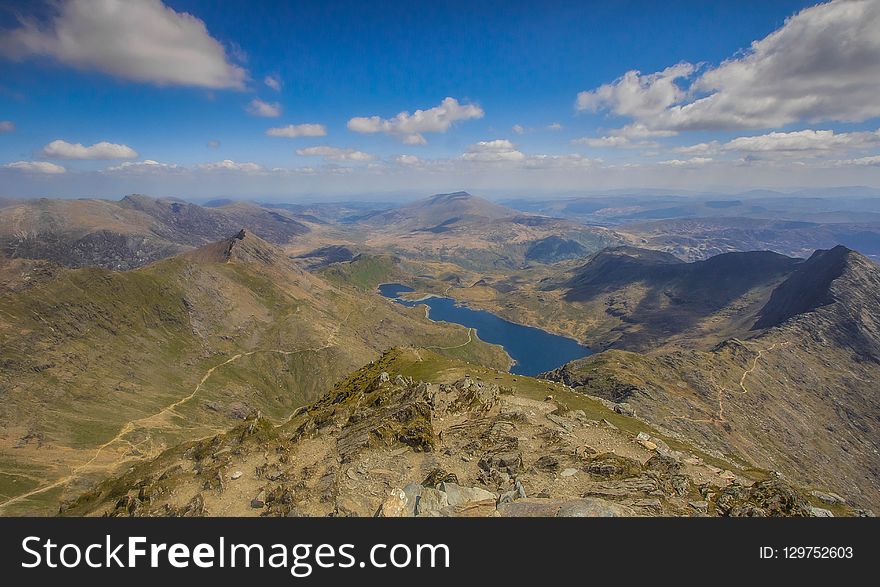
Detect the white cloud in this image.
<box><xmin>246</xmin><ymin>98</ymin><xmax>282</xmax><ymax>117</ymax></box>
<box><xmin>512</xmin><ymin>124</ymin><xmax>525</xmax><ymax>135</ymax></box>
<box><xmin>576</xmin><ymin>0</ymin><xmax>880</xmax><ymax>131</ymax></box>
<box><xmin>296</xmin><ymin>146</ymin><xmax>375</xmax><ymax>162</ymax></box>
<box><xmin>832</xmin><ymin>155</ymin><xmax>880</xmax><ymax>167</ymax></box>
<box><xmin>573</xmin><ymin>135</ymin><xmax>632</xmax><ymax>148</ymax></box>
<box><xmin>2</xmin><ymin>160</ymin><xmax>66</xmax><ymax>174</ymax></box>
<box><xmin>573</xmin><ymin>123</ymin><xmax>676</xmax><ymax>149</ymax></box>
<box><xmin>674</xmin><ymin>141</ymin><xmax>720</xmax><ymax>155</ymax></box>
<box><xmin>0</xmin><ymin>0</ymin><xmax>246</xmax><ymax>89</ymax></box>
<box><xmin>460</xmin><ymin>139</ymin><xmax>525</xmax><ymax>162</ymax></box>
<box><xmin>393</xmin><ymin>154</ymin><xmax>422</xmax><ymax>166</ymax></box>
<box><xmin>347</xmin><ymin>97</ymin><xmax>484</xmax><ymax>144</ymax></box>
<box><xmin>264</xmin><ymin>75</ymin><xmax>281</xmax><ymax>91</ymax></box>
<box><xmin>0</xmin><ymin>120</ymin><xmax>14</xmax><ymax>133</ymax></box>
<box><xmin>523</xmin><ymin>154</ymin><xmax>595</xmax><ymax>169</ymax></box>
<box><xmin>207</xmin><ymin>139</ymin><xmax>221</xmax><ymax>149</ymax></box>
<box><xmin>546</xmin><ymin>123</ymin><xmax>563</xmax><ymax>131</ymax></box>
<box><xmin>658</xmin><ymin>157</ymin><xmax>714</xmax><ymax>167</ymax></box>
<box><xmin>104</xmin><ymin>159</ymin><xmax>182</xmax><ymax>173</ymax></box>
<box><xmin>577</xmin><ymin>63</ymin><xmax>695</xmax><ymax>119</ymax></box>
<box><xmin>266</xmin><ymin>123</ymin><xmax>327</xmax><ymax>138</ymax></box>
<box><xmin>40</xmin><ymin>139</ymin><xmax>138</xmax><ymax>160</ymax></box>
<box><xmin>722</xmin><ymin>129</ymin><xmax>880</xmax><ymax>154</ymax></box>
<box><xmin>196</xmin><ymin>159</ymin><xmax>264</xmax><ymax>172</ymax></box>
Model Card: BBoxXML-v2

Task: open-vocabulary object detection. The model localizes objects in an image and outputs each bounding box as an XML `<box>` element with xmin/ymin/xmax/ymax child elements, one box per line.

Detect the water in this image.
<box><xmin>378</xmin><ymin>283</ymin><xmax>591</xmax><ymax>376</ymax></box>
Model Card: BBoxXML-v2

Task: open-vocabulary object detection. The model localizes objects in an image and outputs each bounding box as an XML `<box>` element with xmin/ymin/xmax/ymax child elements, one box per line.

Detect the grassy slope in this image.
<box><xmin>0</xmin><ymin>245</ymin><xmax>509</xmax><ymax>515</ymax></box>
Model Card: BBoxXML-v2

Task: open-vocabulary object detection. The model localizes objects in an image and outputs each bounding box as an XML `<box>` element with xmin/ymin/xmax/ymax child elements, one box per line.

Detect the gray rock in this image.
<box><xmin>809</xmin><ymin>506</ymin><xmax>834</xmax><ymax>518</ymax></box>
<box><xmin>614</xmin><ymin>403</ymin><xmax>635</xmax><ymax>417</ymax></box>
<box><xmin>401</xmin><ymin>483</ymin><xmax>422</xmax><ymax>516</ymax></box>
<box><xmin>498</xmin><ymin>480</ymin><xmax>527</xmax><ymax>504</ymax></box>
<box><xmin>633</xmin><ymin>498</ymin><xmax>662</xmax><ymax>513</ymax></box>
<box><xmin>560</xmin><ymin>468</ymin><xmax>578</xmax><ymax>478</ymax></box>
<box><xmin>497</xmin><ymin>498</ymin><xmax>562</xmax><ymax>517</ymax></box>
<box><xmin>556</xmin><ymin>498</ymin><xmax>636</xmax><ymax>517</ymax></box>
<box><xmin>689</xmin><ymin>500</ymin><xmax>709</xmax><ymax>512</ymax></box>
<box><xmin>438</xmin><ymin>482</ymin><xmax>497</xmax><ymax>506</ymax></box>
<box><xmin>810</xmin><ymin>490</ymin><xmax>845</xmax><ymax>505</ymax></box>
<box><xmin>416</xmin><ymin>487</ymin><xmax>450</xmax><ymax>516</ymax></box>
<box><xmin>250</xmin><ymin>499</ymin><xmax>265</xmax><ymax>509</ymax></box>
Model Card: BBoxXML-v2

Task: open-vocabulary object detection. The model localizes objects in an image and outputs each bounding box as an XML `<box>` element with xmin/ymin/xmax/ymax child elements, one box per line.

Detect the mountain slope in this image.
<box><xmin>64</xmin><ymin>348</ymin><xmax>848</xmax><ymax>517</ymax></box>
<box><xmin>357</xmin><ymin>192</ymin><xmax>622</xmax><ymax>270</ymax></box>
<box><xmin>0</xmin><ymin>231</ymin><xmax>508</xmax><ymax>515</ymax></box>
<box><xmin>542</xmin><ymin>246</ymin><xmax>880</xmax><ymax>510</ymax></box>
<box><xmin>0</xmin><ymin>195</ymin><xmax>312</xmax><ymax>270</ymax></box>
<box><xmin>529</xmin><ymin>246</ymin><xmax>802</xmax><ymax>351</ymax></box>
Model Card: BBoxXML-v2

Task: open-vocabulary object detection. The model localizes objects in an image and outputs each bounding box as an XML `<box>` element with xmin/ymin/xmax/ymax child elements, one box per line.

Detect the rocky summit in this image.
<box><xmin>63</xmin><ymin>349</ymin><xmax>849</xmax><ymax>517</ymax></box>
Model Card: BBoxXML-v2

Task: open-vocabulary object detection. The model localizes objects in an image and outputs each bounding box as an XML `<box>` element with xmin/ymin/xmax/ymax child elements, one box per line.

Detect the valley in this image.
<box><xmin>0</xmin><ymin>191</ymin><xmax>878</xmax><ymax>516</ymax></box>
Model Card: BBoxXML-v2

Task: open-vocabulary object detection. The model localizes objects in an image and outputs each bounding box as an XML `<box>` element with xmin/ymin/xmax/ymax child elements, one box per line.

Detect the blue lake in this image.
<box><xmin>378</xmin><ymin>283</ymin><xmax>591</xmax><ymax>376</ymax></box>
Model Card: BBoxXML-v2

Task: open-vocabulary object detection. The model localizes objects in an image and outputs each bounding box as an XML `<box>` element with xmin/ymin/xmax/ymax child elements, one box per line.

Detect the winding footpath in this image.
<box><xmin>0</xmin><ymin>309</ymin><xmax>353</xmax><ymax>513</ymax></box>
<box><xmin>668</xmin><ymin>341</ymin><xmax>790</xmax><ymax>425</ymax></box>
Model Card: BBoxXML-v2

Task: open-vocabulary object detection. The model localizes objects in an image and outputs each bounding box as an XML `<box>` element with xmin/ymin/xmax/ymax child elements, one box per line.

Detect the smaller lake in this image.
<box><xmin>378</xmin><ymin>283</ymin><xmax>591</xmax><ymax>376</ymax></box>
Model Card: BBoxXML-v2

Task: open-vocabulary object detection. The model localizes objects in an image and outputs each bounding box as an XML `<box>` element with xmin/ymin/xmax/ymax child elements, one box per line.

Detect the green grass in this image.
<box><xmin>319</xmin><ymin>254</ymin><xmax>400</xmax><ymax>289</ymax></box>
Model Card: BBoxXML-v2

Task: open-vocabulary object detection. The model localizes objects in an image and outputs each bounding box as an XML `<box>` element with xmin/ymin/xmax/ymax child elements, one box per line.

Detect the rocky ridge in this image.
<box><xmin>64</xmin><ymin>350</ymin><xmax>848</xmax><ymax>517</ymax></box>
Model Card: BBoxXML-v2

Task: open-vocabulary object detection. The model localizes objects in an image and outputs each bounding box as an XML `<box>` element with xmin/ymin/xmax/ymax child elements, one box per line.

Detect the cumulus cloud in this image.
<box><xmin>2</xmin><ymin>160</ymin><xmax>66</xmax><ymax>174</ymax></box>
<box><xmin>196</xmin><ymin>159</ymin><xmax>264</xmax><ymax>172</ymax></box>
<box><xmin>0</xmin><ymin>0</ymin><xmax>246</xmax><ymax>89</ymax></box>
<box><xmin>573</xmin><ymin>135</ymin><xmax>631</xmax><ymax>148</ymax></box>
<box><xmin>264</xmin><ymin>75</ymin><xmax>281</xmax><ymax>91</ymax></box>
<box><xmin>523</xmin><ymin>154</ymin><xmax>595</xmax><ymax>169</ymax></box>
<box><xmin>576</xmin><ymin>0</ymin><xmax>880</xmax><ymax>131</ymax></box>
<box><xmin>40</xmin><ymin>139</ymin><xmax>138</xmax><ymax>160</ymax></box>
<box><xmin>246</xmin><ymin>98</ymin><xmax>282</xmax><ymax>117</ymax></box>
<box><xmin>266</xmin><ymin>123</ymin><xmax>327</xmax><ymax>138</ymax></box>
<box><xmin>460</xmin><ymin>139</ymin><xmax>525</xmax><ymax>162</ymax></box>
<box><xmin>0</xmin><ymin>120</ymin><xmax>14</xmax><ymax>133</ymax></box>
<box><xmin>658</xmin><ymin>157</ymin><xmax>714</xmax><ymax>167</ymax></box>
<box><xmin>296</xmin><ymin>146</ymin><xmax>375</xmax><ymax>162</ymax></box>
<box><xmin>546</xmin><ymin>123</ymin><xmax>563</xmax><ymax>131</ymax></box>
<box><xmin>832</xmin><ymin>155</ymin><xmax>880</xmax><ymax>167</ymax></box>
<box><xmin>347</xmin><ymin>97</ymin><xmax>484</xmax><ymax>144</ymax></box>
<box><xmin>577</xmin><ymin>63</ymin><xmax>695</xmax><ymax>120</ymax></box>
<box><xmin>394</xmin><ymin>154</ymin><xmax>423</xmax><ymax>166</ymax></box>
<box><xmin>722</xmin><ymin>129</ymin><xmax>880</xmax><ymax>154</ymax></box>
<box><xmin>104</xmin><ymin>159</ymin><xmax>182</xmax><ymax>173</ymax></box>
<box><xmin>573</xmin><ymin>123</ymin><xmax>676</xmax><ymax>148</ymax></box>
<box><xmin>512</xmin><ymin>124</ymin><xmax>525</xmax><ymax>135</ymax></box>
<box><xmin>674</xmin><ymin>141</ymin><xmax>720</xmax><ymax>155</ymax></box>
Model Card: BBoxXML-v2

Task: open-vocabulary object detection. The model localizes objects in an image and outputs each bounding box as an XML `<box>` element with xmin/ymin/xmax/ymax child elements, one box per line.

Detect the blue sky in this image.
<box><xmin>1</xmin><ymin>0</ymin><xmax>879</xmax><ymax>199</ymax></box>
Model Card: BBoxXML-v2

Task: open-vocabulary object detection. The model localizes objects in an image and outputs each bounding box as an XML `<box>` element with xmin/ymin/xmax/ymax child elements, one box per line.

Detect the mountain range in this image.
<box><xmin>0</xmin><ymin>191</ymin><xmax>877</xmax><ymax>516</ymax></box>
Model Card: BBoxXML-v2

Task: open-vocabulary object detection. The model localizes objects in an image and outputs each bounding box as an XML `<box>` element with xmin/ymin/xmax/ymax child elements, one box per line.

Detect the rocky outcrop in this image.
<box><xmin>63</xmin><ymin>350</ymin><xmax>844</xmax><ymax>517</ymax></box>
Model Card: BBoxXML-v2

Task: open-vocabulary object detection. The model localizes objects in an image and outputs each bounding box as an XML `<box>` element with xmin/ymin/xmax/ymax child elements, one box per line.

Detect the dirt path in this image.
<box><xmin>0</xmin><ymin>307</ymin><xmax>356</xmax><ymax>513</ymax></box>
<box><xmin>667</xmin><ymin>341</ymin><xmax>790</xmax><ymax>426</ymax></box>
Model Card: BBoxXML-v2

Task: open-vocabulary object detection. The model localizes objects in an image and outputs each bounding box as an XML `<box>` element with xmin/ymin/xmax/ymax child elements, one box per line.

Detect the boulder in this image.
<box><xmin>438</xmin><ymin>482</ymin><xmax>497</xmax><ymax>506</ymax></box>
<box><xmin>415</xmin><ymin>487</ymin><xmax>449</xmax><ymax>516</ymax></box>
<box><xmin>810</xmin><ymin>490</ymin><xmax>845</xmax><ymax>505</ymax></box>
<box><xmin>556</xmin><ymin>498</ymin><xmax>636</xmax><ymax>517</ymax></box>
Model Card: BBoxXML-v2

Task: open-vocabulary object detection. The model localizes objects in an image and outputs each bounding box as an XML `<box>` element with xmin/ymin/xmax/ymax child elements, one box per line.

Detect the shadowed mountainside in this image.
<box><xmin>542</xmin><ymin>246</ymin><xmax>880</xmax><ymax>510</ymax></box>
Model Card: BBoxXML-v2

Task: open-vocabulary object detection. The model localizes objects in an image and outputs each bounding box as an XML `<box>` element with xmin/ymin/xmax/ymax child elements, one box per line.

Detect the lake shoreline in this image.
<box><xmin>377</xmin><ymin>282</ymin><xmax>591</xmax><ymax>376</ymax></box>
